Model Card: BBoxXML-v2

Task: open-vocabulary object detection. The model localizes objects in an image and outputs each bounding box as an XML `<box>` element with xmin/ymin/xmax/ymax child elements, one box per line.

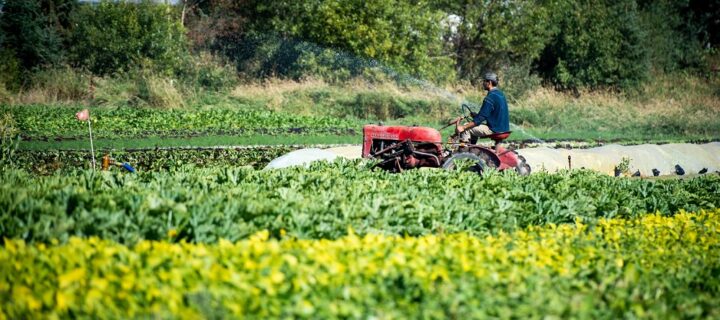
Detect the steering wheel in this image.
<box><xmin>461</xmin><ymin>103</ymin><xmax>475</xmax><ymax>122</ymax></box>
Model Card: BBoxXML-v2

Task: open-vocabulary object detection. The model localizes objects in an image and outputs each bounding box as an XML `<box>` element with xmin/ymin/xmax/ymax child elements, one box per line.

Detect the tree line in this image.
<box><xmin>0</xmin><ymin>0</ymin><xmax>717</xmax><ymax>93</ymax></box>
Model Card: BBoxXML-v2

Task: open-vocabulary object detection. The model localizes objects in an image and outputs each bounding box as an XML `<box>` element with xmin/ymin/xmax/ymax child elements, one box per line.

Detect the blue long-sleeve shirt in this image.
<box><xmin>472</xmin><ymin>88</ymin><xmax>510</xmax><ymax>132</ymax></box>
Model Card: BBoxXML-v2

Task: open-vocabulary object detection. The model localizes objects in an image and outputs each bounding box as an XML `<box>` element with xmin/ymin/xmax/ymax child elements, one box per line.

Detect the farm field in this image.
<box><xmin>2</xmin><ymin>163</ymin><xmax>719</xmax><ymax>243</ymax></box>
<box><xmin>3</xmin><ymin>209</ymin><xmax>719</xmax><ymax>318</ymax></box>
<box><xmin>2</xmin><ymin>0</ymin><xmax>720</xmax><ymax>317</ymax></box>
<box><xmin>2</xmin><ymin>154</ymin><xmax>720</xmax><ymax>318</ymax></box>
<box><xmin>5</xmin><ymin>96</ymin><xmax>720</xmax><ymax>151</ymax></box>
<box><xmin>3</xmin><ymin>96</ymin><xmax>720</xmax><ymax>318</ymax></box>
<box><xmin>3</xmin><ymin>95</ymin><xmax>720</xmax><ymax>318</ymax></box>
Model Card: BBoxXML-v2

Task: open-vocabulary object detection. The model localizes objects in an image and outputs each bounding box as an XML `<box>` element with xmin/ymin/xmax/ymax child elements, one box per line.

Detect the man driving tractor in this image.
<box><xmin>455</xmin><ymin>72</ymin><xmax>510</xmax><ymax>143</ymax></box>
<box><xmin>361</xmin><ymin>70</ymin><xmax>530</xmax><ymax>174</ymax></box>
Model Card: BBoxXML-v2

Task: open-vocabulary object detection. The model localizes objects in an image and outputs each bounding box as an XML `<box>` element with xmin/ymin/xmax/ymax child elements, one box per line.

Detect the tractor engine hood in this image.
<box><xmin>363</xmin><ymin>124</ymin><xmax>442</xmax><ymax>142</ymax></box>
<box><xmin>362</xmin><ymin>124</ymin><xmax>442</xmax><ymax>158</ymax></box>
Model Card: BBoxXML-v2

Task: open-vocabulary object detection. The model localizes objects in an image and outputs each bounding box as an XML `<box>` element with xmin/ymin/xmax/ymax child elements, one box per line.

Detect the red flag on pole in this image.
<box><xmin>75</xmin><ymin>108</ymin><xmax>95</xmax><ymax>170</ymax></box>
<box><xmin>75</xmin><ymin>109</ymin><xmax>89</xmax><ymax>121</ymax></box>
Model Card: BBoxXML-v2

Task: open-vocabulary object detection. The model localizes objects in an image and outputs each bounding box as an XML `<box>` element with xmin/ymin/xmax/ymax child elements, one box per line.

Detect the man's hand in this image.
<box><xmin>455</xmin><ymin>123</ymin><xmax>465</xmax><ymax>134</ymax></box>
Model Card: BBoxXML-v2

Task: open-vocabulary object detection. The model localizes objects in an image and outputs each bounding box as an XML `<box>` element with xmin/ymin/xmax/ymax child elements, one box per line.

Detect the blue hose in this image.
<box><xmin>121</xmin><ymin>163</ymin><xmax>136</xmax><ymax>173</ymax></box>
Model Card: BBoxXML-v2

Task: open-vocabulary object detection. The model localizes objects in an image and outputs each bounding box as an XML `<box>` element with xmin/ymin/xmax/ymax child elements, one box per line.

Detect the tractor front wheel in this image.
<box><xmin>515</xmin><ymin>155</ymin><xmax>531</xmax><ymax>176</ymax></box>
<box><xmin>442</xmin><ymin>152</ymin><xmax>485</xmax><ymax>174</ymax></box>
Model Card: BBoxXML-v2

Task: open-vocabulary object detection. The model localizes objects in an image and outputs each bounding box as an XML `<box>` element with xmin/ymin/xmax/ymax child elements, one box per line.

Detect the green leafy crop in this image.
<box><xmin>2</xmin><ymin>105</ymin><xmax>358</xmax><ymax>140</ymax></box>
<box><xmin>1</xmin><ymin>162</ymin><xmax>717</xmax><ymax>244</ymax></box>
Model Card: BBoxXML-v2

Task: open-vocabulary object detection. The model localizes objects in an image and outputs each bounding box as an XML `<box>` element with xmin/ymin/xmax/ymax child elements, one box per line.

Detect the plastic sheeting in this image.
<box><xmin>324</xmin><ymin>146</ymin><xmax>363</xmax><ymax>159</ymax></box>
<box><xmin>517</xmin><ymin>142</ymin><xmax>720</xmax><ymax>176</ymax></box>
<box><xmin>266</xmin><ymin>143</ymin><xmax>720</xmax><ymax>177</ymax></box>
<box><xmin>264</xmin><ymin>148</ymin><xmax>339</xmax><ymax>169</ymax></box>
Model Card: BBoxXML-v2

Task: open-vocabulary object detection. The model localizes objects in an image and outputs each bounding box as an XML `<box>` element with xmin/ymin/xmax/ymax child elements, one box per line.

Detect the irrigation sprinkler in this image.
<box><xmin>75</xmin><ymin>108</ymin><xmax>96</xmax><ymax>170</ymax></box>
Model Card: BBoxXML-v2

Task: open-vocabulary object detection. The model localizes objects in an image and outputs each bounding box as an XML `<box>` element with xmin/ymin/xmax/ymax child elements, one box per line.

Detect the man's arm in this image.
<box><xmin>456</xmin><ymin>121</ymin><xmax>477</xmax><ymax>133</ymax></box>
<box><xmin>475</xmin><ymin>96</ymin><xmax>494</xmax><ymax>124</ymax></box>
<box><xmin>456</xmin><ymin>97</ymin><xmax>494</xmax><ymax>133</ymax></box>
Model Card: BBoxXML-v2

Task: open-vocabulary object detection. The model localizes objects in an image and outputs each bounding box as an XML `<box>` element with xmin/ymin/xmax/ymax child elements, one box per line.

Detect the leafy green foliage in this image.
<box><xmin>0</xmin><ymin>0</ymin><xmax>79</xmax><ymax>92</ymax></box>
<box><xmin>1</xmin><ymin>0</ymin><xmax>718</xmax><ymax>93</ymax></box>
<box><xmin>689</xmin><ymin>0</ymin><xmax>720</xmax><ymax>49</ymax></box>
<box><xmin>201</xmin><ymin>0</ymin><xmax>455</xmax><ymax>83</ymax></box>
<box><xmin>69</xmin><ymin>1</ymin><xmax>188</xmax><ymax>76</ymax></box>
<box><xmin>176</xmin><ymin>52</ymin><xmax>238</xmax><ymax>91</ymax></box>
<box><xmin>538</xmin><ymin>0</ymin><xmax>650</xmax><ymax>89</ymax></box>
<box><xmin>0</xmin><ymin>0</ymin><xmax>74</xmax><ymax>71</ymax></box>
<box><xmin>433</xmin><ymin>0</ymin><xmax>555</xmax><ymax>83</ymax></box>
<box><xmin>638</xmin><ymin>0</ymin><xmax>705</xmax><ymax>72</ymax></box>
<box><xmin>0</xmin><ymin>49</ymin><xmax>21</xmax><ymax>92</ymax></box>
<box><xmin>1</xmin><ymin>105</ymin><xmax>357</xmax><ymax>140</ymax></box>
<box><xmin>0</xmin><ymin>113</ymin><xmax>20</xmax><ymax>166</ymax></box>
<box><xmin>13</xmin><ymin>147</ymin><xmax>294</xmax><ymax>174</ymax></box>
<box><xmin>183</xmin><ymin>0</ymin><xmax>720</xmax><ymax>89</ymax></box>
<box><xmin>1</xmin><ymin>162</ymin><xmax>718</xmax><ymax>244</ymax></box>
<box><xmin>3</xmin><ymin>211</ymin><xmax>720</xmax><ymax>318</ymax></box>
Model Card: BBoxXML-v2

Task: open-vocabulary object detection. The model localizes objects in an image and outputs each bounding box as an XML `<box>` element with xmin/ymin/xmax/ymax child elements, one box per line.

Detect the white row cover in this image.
<box><xmin>265</xmin><ymin>143</ymin><xmax>720</xmax><ymax>177</ymax></box>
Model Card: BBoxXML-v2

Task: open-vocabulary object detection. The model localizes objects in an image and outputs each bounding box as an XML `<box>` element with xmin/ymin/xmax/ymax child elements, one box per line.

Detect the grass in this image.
<box><xmin>227</xmin><ymin>74</ymin><xmax>720</xmax><ymax>140</ymax></box>
<box><xmin>511</xmin><ymin>75</ymin><xmax>720</xmax><ymax>138</ymax></box>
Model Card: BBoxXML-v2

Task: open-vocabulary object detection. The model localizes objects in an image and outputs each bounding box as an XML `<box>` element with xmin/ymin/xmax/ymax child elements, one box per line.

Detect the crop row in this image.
<box><xmin>12</xmin><ymin>147</ymin><xmax>295</xmax><ymax>174</ymax></box>
<box><xmin>2</xmin><ymin>105</ymin><xmax>358</xmax><ymax>139</ymax></box>
<box><xmin>2</xmin><ymin>210</ymin><xmax>719</xmax><ymax>318</ymax></box>
<box><xmin>1</xmin><ymin>162</ymin><xmax>718</xmax><ymax>244</ymax></box>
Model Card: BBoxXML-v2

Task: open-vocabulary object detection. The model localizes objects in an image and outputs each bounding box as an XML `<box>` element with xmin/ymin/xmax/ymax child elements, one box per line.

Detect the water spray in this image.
<box><xmin>248</xmin><ymin>35</ymin><xmax>547</xmax><ymax>143</ymax></box>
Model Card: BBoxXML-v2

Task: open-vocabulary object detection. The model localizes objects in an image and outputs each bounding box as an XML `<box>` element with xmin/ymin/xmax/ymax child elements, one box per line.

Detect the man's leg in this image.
<box><xmin>459</xmin><ymin>124</ymin><xmax>493</xmax><ymax>142</ymax></box>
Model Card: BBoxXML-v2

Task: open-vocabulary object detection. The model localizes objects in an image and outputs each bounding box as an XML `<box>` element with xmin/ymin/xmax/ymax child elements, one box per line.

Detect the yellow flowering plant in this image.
<box><xmin>2</xmin><ymin>210</ymin><xmax>719</xmax><ymax>318</ymax></box>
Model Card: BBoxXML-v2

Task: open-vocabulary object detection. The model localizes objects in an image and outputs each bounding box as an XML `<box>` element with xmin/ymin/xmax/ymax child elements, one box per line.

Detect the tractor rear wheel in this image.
<box><xmin>442</xmin><ymin>152</ymin><xmax>485</xmax><ymax>174</ymax></box>
<box><xmin>467</xmin><ymin>147</ymin><xmax>500</xmax><ymax>169</ymax></box>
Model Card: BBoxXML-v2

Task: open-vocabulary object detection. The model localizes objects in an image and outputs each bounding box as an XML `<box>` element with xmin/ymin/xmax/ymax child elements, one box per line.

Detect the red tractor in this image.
<box><xmin>361</xmin><ymin>112</ymin><xmax>530</xmax><ymax>175</ymax></box>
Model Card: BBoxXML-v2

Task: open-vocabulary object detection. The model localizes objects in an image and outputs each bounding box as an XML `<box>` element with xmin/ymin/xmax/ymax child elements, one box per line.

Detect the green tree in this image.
<box><xmin>537</xmin><ymin>0</ymin><xmax>650</xmax><ymax>90</ymax></box>
<box><xmin>69</xmin><ymin>0</ymin><xmax>188</xmax><ymax>76</ymax></box>
<box><xmin>686</xmin><ymin>0</ymin><xmax>720</xmax><ymax>49</ymax></box>
<box><xmin>0</xmin><ymin>0</ymin><xmax>74</xmax><ymax>71</ymax></box>
<box><xmin>432</xmin><ymin>0</ymin><xmax>555</xmax><ymax>84</ymax></box>
<box><xmin>192</xmin><ymin>0</ymin><xmax>455</xmax><ymax>83</ymax></box>
<box><xmin>261</xmin><ymin>0</ymin><xmax>454</xmax><ymax>83</ymax></box>
<box><xmin>0</xmin><ymin>0</ymin><xmax>77</xmax><ymax>89</ymax></box>
<box><xmin>637</xmin><ymin>0</ymin><xmax>704</xmax><ymax>72</ymax></box>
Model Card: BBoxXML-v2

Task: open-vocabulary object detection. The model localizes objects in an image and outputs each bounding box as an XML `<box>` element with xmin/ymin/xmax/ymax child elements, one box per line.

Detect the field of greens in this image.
<box><xmin>2</xmin><ymin>0</ymin><xmax>719</xmax><ymax>317</ymax></box>
<box><xmin>3</xmin><ymin>84</ymin><xmax>720</xmax><ymax>319</ymax></box>
<box><xmin>2</xmin><ymin>162</ymin><xmax>719</xmax><ymax>244</ymax></box>
<box><xmin>2</xmin><ymin>156</ymin><xmax>720</xmax><ymax>318</ymax></box>
<box><xmin>3</xmin><ymin>101</ymin><xmax>720</xmax><ymax>317</ymax></box>
<box><xmin>11</xmin><ymin>147</ymin><xmax>295</xmax><ymax>174</ymax></box>
<box><xmin>9</xmin><ymin>101</ymin><xmax>718</xmax><ymax>152</ymax></box>
<box><xmin>2</xmin><ymin>105</ymin><xmax>358</xmax><ymax>141</ymax></box>
<box><xmin>3</xmin><ymin>209</ymin><xmax>719</xmax><ymax>318</ymax></box>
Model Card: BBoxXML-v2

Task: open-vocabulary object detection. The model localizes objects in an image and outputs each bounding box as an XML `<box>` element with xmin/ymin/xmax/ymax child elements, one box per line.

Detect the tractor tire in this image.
<box><xmin>442</xmin><ymin>152</ymin><xmax>485</xmax><ymax>174</ymax></box>
<box><xmin>515</xmin><ymin>155</ymin><xmax>531</xmax><ymax>176</ymax></box>
<box><xmin>466</xmin><ymin>147</ymin><xmax>500</xmax><ymax>169</ymax></box>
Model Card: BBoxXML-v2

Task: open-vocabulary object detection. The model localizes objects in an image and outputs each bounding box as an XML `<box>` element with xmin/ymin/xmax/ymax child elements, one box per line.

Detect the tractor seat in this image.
<box><xmin>479</xmin><ymin>131</ymin><xmax>512</xmax><ymax>142</ymax></box>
